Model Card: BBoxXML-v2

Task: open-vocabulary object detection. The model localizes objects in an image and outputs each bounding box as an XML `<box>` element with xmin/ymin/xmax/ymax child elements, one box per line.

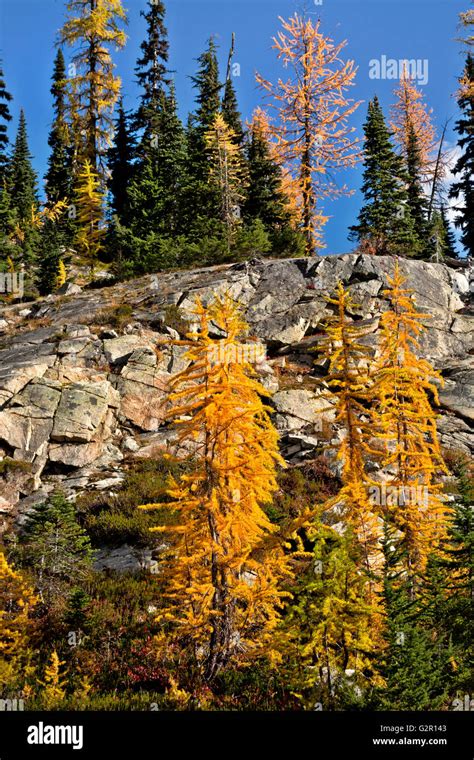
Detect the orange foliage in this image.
<box><xmin>256</xmin><ymin>14</ymin><xmax>361</xmax><ymax>254</ymax></box>
<box><xmin>372</xmin><ymin>263</ymin><xmax>451</xmax><ymax>579</ymax></box>
<box><xmin>140</xmin><ymin>295</ymin><xmax>291</xmax><ymax>682</ymax></box>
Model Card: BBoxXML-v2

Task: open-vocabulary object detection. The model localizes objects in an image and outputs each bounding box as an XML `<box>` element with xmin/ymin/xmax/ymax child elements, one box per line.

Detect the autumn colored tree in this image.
<box><xmin>140</xmin><ymin>295</ymin><xmax>290</xmax><ymax>683</ymax></box>
<box><xmin>39</xmin><ymin>650</ymin><xmax>67</xmax><ymax>709</ymax></box>
<box><xmin>0</xmin><ymin>552</ymin><xmax>37</xmax><ymax>689</ymax></box>
<box><xmin>390</xmin><ymin>66</ymin><xmax>437</xmax><ymax>180</ymax></box>
<box><xmin>371</xmin><ymin>263</ymin><xmax>451</xmax><ymax>583</ymax></box>
<box><xmin>74</xmin><ymin>159</ymin><xmax>105</xmax><ymax>270</ymax></box>
<box><xmin>204</xmin><ymin>113</ymin><xmax>248</xmax><ymax>254</ymax></box>
<box><xmin>60</xmin><ymin>0</ymin><xmax>127</xmax><ymax>174</ymax></box>
<box><xmin>256</xmin><ymin>14</ymin><xmax>361</xmax><ymax>254</ymax></box>
<box><xmin>317</xmin><ymin>283</ymin><xmax>384</xmax><ymax>587</ymax></box>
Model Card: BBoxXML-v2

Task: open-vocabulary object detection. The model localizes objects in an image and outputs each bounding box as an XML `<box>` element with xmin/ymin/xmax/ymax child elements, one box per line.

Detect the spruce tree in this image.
<box><xmin>107</xmin><ymin>99</ymin><xmax>135</xmax><ymax>224</ymax></box>
<box><xmin>449</xmin><ymin>54</ymin><xmax>474</xmax><ymax>257</ymax></box>
<box><xmin>349</xmin><ymin>97</ymin><xmax>420</xmax><ymax>257</ymax></box>
<box><xmin>0</xmin><ymin>60</ymin><xmax>12</xmax><ymax>184</ymax></box>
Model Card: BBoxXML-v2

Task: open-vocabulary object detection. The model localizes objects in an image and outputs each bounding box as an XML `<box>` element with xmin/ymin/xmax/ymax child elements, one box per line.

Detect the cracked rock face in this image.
<box><xmin>0</xmin><ymin>253</ymin><xmax>472</xmax><ymax>533</ymax></box>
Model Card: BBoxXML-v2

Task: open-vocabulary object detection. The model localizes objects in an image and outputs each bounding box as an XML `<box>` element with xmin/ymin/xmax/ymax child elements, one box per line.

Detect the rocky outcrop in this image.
<box><xmin>0</xmin><ymin>253</ymin><xmax>472</xmax><ymax>531</ymax></box>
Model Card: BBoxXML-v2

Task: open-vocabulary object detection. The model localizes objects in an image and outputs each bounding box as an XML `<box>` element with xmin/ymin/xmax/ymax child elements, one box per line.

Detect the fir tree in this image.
<box><xmin>244</xmin><ymin>108</ymin><xmax>300</xmax><ymax>255</ymax></box>
<box><xmin>134</xmin><ymin>0</ymin><xmax>169</xmax><ymax>140</ymax></box>
<box><xmin>16</xmin><ymin>491</ymin><xmax>92</xmax><ymax>607</ymax></box>
<box><xmin>440</xmin><ymin>205</ymin><xmax>458</xmax><ymax>258</ymax></box>
<box><xmin>36</xmin><ymin>216</ymin><xmax>66</xmax><ymax>296</ymax></box>
<box><xmin>45</xmin><ymin>49</ymin><xmax>73</xmax><ymax>207</ymax></box>
<box><xmin>107</xmin><ymin>99</ymin><xmax>135</xmax><ymax>224</ymax></box>
<box><xmin>184</xmin><ymin>38</ymin><xmax>224</xmax><ymax>239</ymax></box>
<box><xmin>405</xmin><ymin>122</ymin><xmax>429</xmax><ymax>257</ymax></box>
<box><xmin>123</xmin><ymin>84</ymin><xmax>187</xmax><ymax>268</ymax></box>
<box><xmin>189</xmin><ymin>37</ymin><xmax>222</xmax><ymax>139</ymax></box>
<box><xmin>9</xmin><ymin>110</ymin><xmax>38</xmax><ymax>222</ymax></box>
<box><xmin>9</xmin><ymin>110</ymin><xmax>39</xmax><ymax>264</ymax></box>
<box><xmin>349</xmin><ymin>97</ymin><xmax>420</xmax><ymax>257</ymax></box>
<box><xmin>449</xmin><ymin>54</ymin><xmax>474</xmax><ymax>257</ymax></box>
<box><xmin>428</xmin><ymin>206</ymin><xmax>458</xmax><ymax>261</ymax></box>
<box><xmin>0</xmin><ymin>60</ymin><xmax>13</xmax><ymax>184</ymax></box>
<box><xmin>379</xmin><ymin>540</ymin><xmax>451</xmax><ymax>710</ymax></box>
<box><xmin>222</xmin><ymin>78</ymin><xmax>243</xmax><ymax>144</ymax></box>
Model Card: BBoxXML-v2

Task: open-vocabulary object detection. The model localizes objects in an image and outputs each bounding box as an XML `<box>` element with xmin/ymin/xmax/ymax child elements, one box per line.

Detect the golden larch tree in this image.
<box><xmin>256</xmin><ymin>14</ymin><xmax>361</xmax><ymax>254</ymax></box>
<box><xmin>140</xmin><ymin>294</ymin><xmax>291</xmax><ymax>683</ymax></box>
<box><xmin>39</xmin><ymin>650</ymin><xmax>67</xmax><ymax>709</ymax></box>
<box><xmin>0</xmin><ymin>552</ymin><xmax>37</xmax><ymax>688</ymax></box>
<box><xmin>74</xmin><ymin>159</ymin><xmax>105</xmax><ymax>270</ymax></box>
<box><xmin>60</xmin><ymin>0</ymin><xmax>127</xmax><ymax>173</ymax></box>
<box><xmin>317</xmin><ymin>283</ymin><xmax>383</xmax><ymax>587</ymax></box>
<box><xmin>372</xmin><ymin>263</ymin><xmax>451</xmax><ymax>581</ymax></box>
<box><xmin>390</xmin><ymin>66</ymin><xmax>438</xmax><ymax>180</ymax></box>
<box><xmin>204</xmin><ymin>113</ymin><xmax>248</xmax><ymax>252</ymax></box>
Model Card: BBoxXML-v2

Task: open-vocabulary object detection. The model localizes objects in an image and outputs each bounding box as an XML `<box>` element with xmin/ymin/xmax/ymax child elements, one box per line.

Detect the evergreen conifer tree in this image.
<box><xmin>449</xmin><ymin>54</ymin><xmax>474</xmax><ymax>257</ymax></box>
<box><xmin>349</xmin><ymin>97</ymin><xmax>420</xmax><ymax>256</ymax></box>
<box><xmin>9</xmin><ymin>110</ymin><xmax>39</xmax><ymax>264</ymax></box>
<box><xmin>0</xmin><ymin>60</ymin><xmax>12</xmax><ymax>184</ymax></box>
<box><xmin>107</xmin><ymin>99</ymin><xmax>135</xmax><ymax>225</ymax></box>
<box><xmin>45</xmin><ymin>49</ymin><xmax>73</xmax><ymax>206</ymax></box>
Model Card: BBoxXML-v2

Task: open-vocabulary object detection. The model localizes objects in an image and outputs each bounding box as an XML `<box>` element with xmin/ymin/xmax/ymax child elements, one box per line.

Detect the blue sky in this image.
<box><xmin>0</xmin><ymin>0</ymin><xmax>469</xmax><ymax>254</ymax></box>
